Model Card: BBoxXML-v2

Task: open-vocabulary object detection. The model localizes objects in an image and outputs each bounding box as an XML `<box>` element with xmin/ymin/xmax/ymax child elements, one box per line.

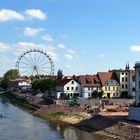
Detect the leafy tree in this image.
<box><xmin>2</xmin><ymin>69</ymin><xmax>20</xmax><ymax>89</ymax></box>
<box><xmin>4</xmin><ymin>69</ymin><xmax>20</xmax><ymax>80</ymax></box>
<box><xmin>32</xmin><ymin>80</ymin><xmax>40</xmax><ymax>90</ymax></box>
<box><xmin>92</xmin><ymin>90</ymin><xmax>98</xmax><ymax>98</ymax></box>
<box><xmin>32</xmin><ymin>78</ymin><xmax>57</xmax><ymax>93</ymax></box>
<box><xmin>92</xmin><ymin>90</ymin><xmax>103</xmax><ymax>99</ymax></box>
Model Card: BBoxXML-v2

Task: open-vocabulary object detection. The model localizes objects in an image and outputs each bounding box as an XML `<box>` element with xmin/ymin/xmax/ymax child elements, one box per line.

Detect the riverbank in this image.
<box><xmin>0</xmin><ymin>92</ymin><xmax>38</xmax><ymax>113</ymax></box>
<box><xmin>2</xmin><ymin>93</ymin><xmax>140</xmax><ymax>140</ymax></box>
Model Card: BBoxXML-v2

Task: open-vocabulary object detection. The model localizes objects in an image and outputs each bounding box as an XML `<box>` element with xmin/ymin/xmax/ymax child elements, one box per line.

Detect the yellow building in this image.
<box><xmin>97</xmin><ymin>72</ymin><xmax>120</xmax><ymax>98</ymax></box>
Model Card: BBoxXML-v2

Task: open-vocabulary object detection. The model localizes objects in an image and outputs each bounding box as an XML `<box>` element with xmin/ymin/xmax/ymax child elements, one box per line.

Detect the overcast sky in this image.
<box><xmin>0</xmin><ymin>0</ymin><xmax>140</xmax><ymax>76</ymax></box>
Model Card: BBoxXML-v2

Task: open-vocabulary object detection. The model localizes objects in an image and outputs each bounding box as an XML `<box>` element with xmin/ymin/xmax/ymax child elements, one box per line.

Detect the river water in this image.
<box><xmin>0</xmin><ymin>98</ymin><xmax>110</xmax><ymax>140</ymax></box>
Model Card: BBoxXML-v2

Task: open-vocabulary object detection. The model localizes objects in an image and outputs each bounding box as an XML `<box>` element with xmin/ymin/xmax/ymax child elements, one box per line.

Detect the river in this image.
<box><xmin>0</xmin><ymin>98</ymin><xmax>110</xmax><ymax>140</ymax></box>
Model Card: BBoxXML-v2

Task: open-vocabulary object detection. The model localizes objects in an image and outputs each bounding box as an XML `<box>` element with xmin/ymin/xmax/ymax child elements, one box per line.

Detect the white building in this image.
<box><xmin>55</xmin><ymin>79</ymin><xmax>81</xmax><ymax>99</ymax></box>
<box><xmin>78</xmin><ymin>75</ymin><xmax>101</xmax><ymax>98</ymax></box>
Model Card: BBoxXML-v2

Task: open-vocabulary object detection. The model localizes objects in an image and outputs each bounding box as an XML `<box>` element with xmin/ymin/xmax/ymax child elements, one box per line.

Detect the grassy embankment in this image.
<box><xmin>1</xmin><ymin>92</ymin><xmax>38</xmax><ymax>113</ymax></box>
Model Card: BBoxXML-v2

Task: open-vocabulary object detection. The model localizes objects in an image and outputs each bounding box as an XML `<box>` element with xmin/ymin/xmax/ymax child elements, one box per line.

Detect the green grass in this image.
<box><xmin>38</xmin><ymin>112</ymin><xmax>68</xmax><ymax>121</ymax></box>
<box><xmin>1</xmin><ymin>93</ymin><xmax>38</xmax><ymax>113</ymax></box>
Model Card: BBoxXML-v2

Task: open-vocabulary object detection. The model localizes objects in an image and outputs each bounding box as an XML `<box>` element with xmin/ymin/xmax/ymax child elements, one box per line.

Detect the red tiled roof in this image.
<box><xmin>10</xmin><ymin>79</ymin><xmax>31</xmax><ymax>83</ymax></box>
<box><xmin>97</xmin><ymin>72</ymin><xmax>118</xmax><ymax>86</ymax></box>
<box><xmin>79</xmin><ymin>75</ymin><xmax>101</xmax><ymax>87</ymax></box>
<box><xmin>56</xmin><ymin>79</ymin><xmax>72</xmax><ymax>87</ymax></box>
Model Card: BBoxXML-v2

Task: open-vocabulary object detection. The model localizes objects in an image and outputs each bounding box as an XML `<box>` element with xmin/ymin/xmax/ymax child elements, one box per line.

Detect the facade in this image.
<box><xmin>128</xmin><ymin>62</ymin><xmax>140</xmax><ymax>121</ymax></box>
<box><xmin>111</xmin><ymin>68</ymin><xmax>135</xmax><ymax>98</ymax></box>
<box><xmin>97</xmin><ymin>72</ymin><xmax>120</xmax><ymax>98</ymax></box>
<box><xmin>56</xmin><ymin>79</ymin><xmax>81</xmax><ymax>99</ymax></box>
<box><xmin>55</xmin><ymin>64</ymin><xmax>135</xmax><ymax>99</ymax></box>
<box><xmin>78</xmin><ymin>75</ymin><xmax>101</xmax><ymax>98</ymax></box>
<box><xmin>10</xmin><ymin>79</ymin><xmax>31</xmax><ymax>93</ymax></box>
<box><xmin>134</xmin><ymin>62</ymin><xmax>140</xmax><ymax>105</ymax></box>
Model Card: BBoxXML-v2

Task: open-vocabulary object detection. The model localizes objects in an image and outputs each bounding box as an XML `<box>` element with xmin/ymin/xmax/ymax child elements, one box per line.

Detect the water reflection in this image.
<box><xmin>49</xmin><ymin>122</ymin><xmax>109</xmax><ymax>140</ymax></box>
<box><xmin>0</xmin><ymin>98</ymin><xmax>110</xmax><ymax>140</ymax></box>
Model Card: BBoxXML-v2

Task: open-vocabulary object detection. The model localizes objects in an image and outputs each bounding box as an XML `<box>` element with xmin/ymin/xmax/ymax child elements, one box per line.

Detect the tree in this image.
<box><xmin>92</xmin><ymin>90</ymin><xmax>98</xmax><ymax>98</ymax></box>
<box><xmin>32</xmin><ymin>79</ymin><xmax>57</xmax><ymax>93</ymax></box>
<box><xmin>32</xmin><ymin>80</ymin><xmax>40</xmax><ymax>90</ymax></box>
<box><xmin>57</xmin><ymin>69</ymin><xmax>63</xmax><ymax>80</ymax></box>
<box><xmin>2</xmin><ymin>69</ymin><xmax>20</xmax><ymax>89</ymax></box>
<box><xmin>92</xmin><ymin>90</ymin><xmax>103</xmax><ymax>99</ymax></box>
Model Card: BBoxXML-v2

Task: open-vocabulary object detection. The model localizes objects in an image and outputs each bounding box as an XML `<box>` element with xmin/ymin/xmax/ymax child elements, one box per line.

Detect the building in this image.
<box><xmin>129</xmin><ymin>62</ymin><xmax>140</xmax><ymax>121</ymax></box>
<box><xmin>97</xmin><ymin>72</ymin><xmax>120</xmax><ymax>98</ymax></box>
<box><xmin>110</xmin><ymin>65</ymin><xmax>135</xmax><ymax>98</ymax></box>
<box><xmin>134</xmin><ymin>62</ymin><xmax>140</xmax><ymax>105</ymax></box>
<box><xmin>78</xmin><ymin>75</ymin><xmax>101</xmax><ymax>98</ymax></box>
<box><xmin>10</xmin><ymin>79</ymin><xmax>31</xmax><ymax>93</ymax></box>
<box><xmin>55</xmin><ymin>79</ymin><xmax>81</xmax><ymax>99</ymax></box>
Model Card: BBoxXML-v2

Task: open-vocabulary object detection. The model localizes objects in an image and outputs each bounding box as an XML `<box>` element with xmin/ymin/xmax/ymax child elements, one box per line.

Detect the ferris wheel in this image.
<box><xmin>16</xmin><ymin>49</ymin><xmax>55</xmax><ymax>77</ymax></box>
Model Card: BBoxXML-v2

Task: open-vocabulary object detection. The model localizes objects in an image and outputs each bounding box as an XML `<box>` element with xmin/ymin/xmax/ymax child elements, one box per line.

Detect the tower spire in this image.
<box><xmin>125</xmin><ymin>61</ymin><xmax>128</xmax><ymax>70</ymax></box>
<box><xmin>128</xmin><ymin>62</ymin><xmax>130</xmax><ymax>69</ymax></box>
<box><xmin>125</xmin><ymin>61</ymin><xmax>130</xmax><ymax>70</ymax></box>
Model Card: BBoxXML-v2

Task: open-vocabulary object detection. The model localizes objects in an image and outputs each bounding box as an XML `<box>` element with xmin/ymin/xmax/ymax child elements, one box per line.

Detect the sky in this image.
<box><xmin>0</xmin><ymin>0</ymin><xmax>140</xmax><ymax>76</ymax></box>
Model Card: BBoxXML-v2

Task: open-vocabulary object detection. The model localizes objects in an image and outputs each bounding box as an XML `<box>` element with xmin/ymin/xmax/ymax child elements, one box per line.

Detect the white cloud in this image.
<box><xmin>68</xmin><ymin>49</ymin><xmax>76</xmax><ymax>54</ymax></box>
<box><xmin>41</xmin><ymin>34</ymin><xmax>53</xmax><ymax>41</ymax></box>
<box><xmin>130</xmin><ymin>45</ymin><xmax>140</xmax><ymax>52</ymax></box>
<box><xmin>98</xmin><ymin>54</ymin><xmax>107</xmax><ymax>58</ymax></box>
<box><xmin>25</xmin><ymin>9</ymin><xmax>46</xmax><ymax>20</ymax></box>
<box><xmin>64</xmin><ymin>54</ymin><xmax>73</xmax><ymax>60</ymax></box>
<box><xmin>66</xmin><ymin>65</ymin><xmax>71</xmax><ymax>69</ymax></box>
<box><xmin>0</xmin><ymin>43</ymin><xmax>12</xmax><ymax>51</ymax></box>
<box><xmin>0</xmin><ymin>9</ymin><xmax>46</xmax><ymax>22</ymax></box>
<box><xmin>64</xmin><ymin>49</ymin><xmax>79</xmax><ymax>60</ymax></box>
<box><xmin>0</xmin><ymin>9</ymin><xmax>24</xmax><ymax>22</ymax></box>
<box><xmin>23</xmin><ymin>27</ymin><xmax>44</xmax><ymax>36</ymax></box>
<box><xmin>58</xmin><ymin>44</ymin><xmax>65</xmax><ymax>49</ymax></box>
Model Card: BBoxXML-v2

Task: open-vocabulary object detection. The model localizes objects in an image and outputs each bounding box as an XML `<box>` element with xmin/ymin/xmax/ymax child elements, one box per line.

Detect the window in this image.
<box><xmin>113</xmin><ymin>87</ymin><xmax>115</xmax><ymax>91</ymax></box>
<box><xmin>125</xmin><ymin>77</ymin><xmax>127</xmax><ymax>82</ymax></box>
<box><xmin>125</xmin><ymin>72</ymin><xmax>127</xmax><ymax>75</ymax></box>
<box><xmin>88</xmin><ymin>87</ymin><xmax>90</xmax><ymax>90</ymax></box>
<box><xmin>116</xmin><ymin>87</ymin><xmax>118</xmax><ymax>91</ymax></box>
<box><xmin>122</xmin><ymin>72</ymin><xmax>124</xmax><ymax>75</ymax></box>
<box><xmin>71</xmin><ymin>87</ymin><xmax>74</xmax><ymax>90</ymax></box>
<box><xmin>108</xmin><ymin>87</ymin><xmax>110</xmax><ymax>90</ymax></box>
<box><xmin>67</xmin><ymin>87</ymin><xmax>69</xmax><ymax>90</ymax></box>
<box><xmin>122</xmin><ymin>77</ymin><xmax>124</xmax><ymax>82</ymax></box>
<box><xmin>125</xmin><ymin>84</ymin><xmax>128</xmax><ymax>89</ymax></box>
<box><xmin>113</xmin><ymin>93</ymin><xmax>115</xmax><ymax>96</ymax></box>
<box><xmin>105</xmin><ymin>87</ymin><xmax>107</xmax><ymax>91</ymax></box>
<box><xmin>76</xmin><ymin>87</ymin><xmax>78</xmax><ymax>90</ymax></box>
<box><xmin>71</xmin><ymin>81</ymin><xmax>74</xmax><ymax>84</ymax></box>
<box><xmin>132</xmin><ymin>87</ymin><xmax>135</xmax><ymax>92</ymax></box>
<box><xmin>122</xmin><ymin>84</ymin><xmax>124</xmax><ymax>89</ymax></box>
